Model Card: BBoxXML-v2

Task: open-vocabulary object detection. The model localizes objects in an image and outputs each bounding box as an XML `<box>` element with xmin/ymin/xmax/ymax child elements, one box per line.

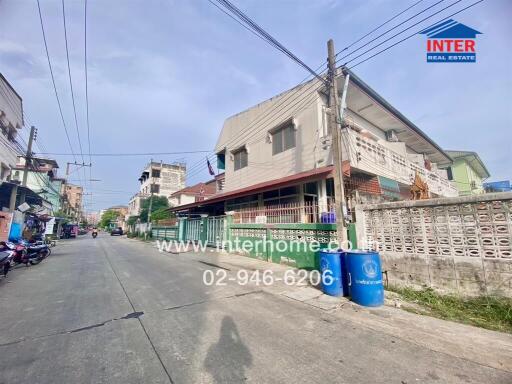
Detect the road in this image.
<box><xmin>0</xmin><ymin>234</ymin><xmax>510</xmax><ymax>384</ymax></box>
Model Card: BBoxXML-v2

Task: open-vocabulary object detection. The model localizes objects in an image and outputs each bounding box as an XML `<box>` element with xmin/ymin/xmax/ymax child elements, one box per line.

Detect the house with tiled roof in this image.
<box><xmin>169</xmin><ymin>180</ymin><xmax>216</xmax><ymax>207</ymax></box>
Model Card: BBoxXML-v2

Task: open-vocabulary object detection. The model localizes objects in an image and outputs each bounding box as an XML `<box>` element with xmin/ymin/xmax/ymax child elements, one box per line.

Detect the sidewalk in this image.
<box><xmin>147</xmin><ymin>239</ymin><xmax>512</xmax><ymax>373</ymax></box>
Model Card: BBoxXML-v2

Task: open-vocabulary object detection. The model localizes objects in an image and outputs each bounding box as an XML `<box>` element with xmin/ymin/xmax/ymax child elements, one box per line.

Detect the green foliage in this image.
<box><xmin>99</xmin><ymin>209</ymin><xmax>120</xmax><ymax>229</ymax></box>
<box><xmin>53</xmin><ymin>210</ymin><xmax>71</xmax><ymax>221</ymax></box>
<box><xmin>388</xmin><ymin>286</ymin><xmax>512</xmax><ymax>333</ymax></box>
<box><xmin>150</xmin><ymin>207</ymin><xmax>172</xmax><ymax>222</ymax></box>
<box><xmin>139</xmin><ymin>196</ymin><xmax>169</xmax><ymax>223</ymax></box>
<box><xmin>127</xmin><ymin>215</ymin><xmax>139</xmax><ymax>226</ymax></box>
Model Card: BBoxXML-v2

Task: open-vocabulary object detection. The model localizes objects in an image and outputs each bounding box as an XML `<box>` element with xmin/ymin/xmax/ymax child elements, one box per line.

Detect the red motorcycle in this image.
<box><xmin>0</xmin><ymin>242</ymin><xmax>28</xmax><ymax>266</ymax></box>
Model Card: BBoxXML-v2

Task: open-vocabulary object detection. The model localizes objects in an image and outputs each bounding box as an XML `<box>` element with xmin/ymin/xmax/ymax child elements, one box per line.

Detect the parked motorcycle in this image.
<box><xmin>21</xmin><ymin>240</ymin><xmax>51</xmax><ymax>264</ymax></box>
<box><xmin>1</xmin><ymin>241</ymin><xmax>28</xmax><ymax>266</ymax></box>
<box><xmin>0</xmin><ymin>249</ymin><xmax>14</xmax><ymax>277</ymax></box>
<box><xmin>1</xmin><ymin>240</ymin><xmax>50</xmax><ymax>266</ymax></box>
<box><xmin>92</xmin><ymin>232</ymin><xmax>97</xmax><ymax>239</ymax></box>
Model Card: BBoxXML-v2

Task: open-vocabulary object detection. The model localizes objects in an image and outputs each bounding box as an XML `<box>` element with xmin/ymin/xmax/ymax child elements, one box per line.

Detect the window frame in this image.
<box><xmin>271</xmin><ymin>122</ymin><xmax>296</xmax><ymax>155</ymax></box>
<box><xmin>233</xmin><ymin>147</ymin><xmax>248</xmax><ymax>171</ymax></box>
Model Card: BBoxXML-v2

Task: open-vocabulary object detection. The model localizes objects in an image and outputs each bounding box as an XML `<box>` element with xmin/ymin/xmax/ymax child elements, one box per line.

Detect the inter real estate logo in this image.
<box><xmin>419</xmin><ymin>19</ymin><xmax>482</xmax><ymax>63</ymax></box>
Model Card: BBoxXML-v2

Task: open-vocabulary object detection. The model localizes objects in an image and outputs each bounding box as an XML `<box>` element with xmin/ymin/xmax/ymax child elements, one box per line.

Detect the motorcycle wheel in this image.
<box><xmin>30</xmin><ymin>258</ymin><xmax>42</xmax><ymax>265</ymax></box>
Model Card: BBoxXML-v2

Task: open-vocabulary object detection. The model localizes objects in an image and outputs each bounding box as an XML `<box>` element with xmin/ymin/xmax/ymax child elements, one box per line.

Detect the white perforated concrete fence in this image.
<box><xmin>355</xmin><ymin>192</ymin><xmax>512</xmax><ymax>297</ymax></box>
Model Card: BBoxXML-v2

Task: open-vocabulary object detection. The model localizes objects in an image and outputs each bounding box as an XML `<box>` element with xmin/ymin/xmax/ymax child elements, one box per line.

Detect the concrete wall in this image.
<box><xmin>215</xmin><ymin>79</ymin><xmax>330</xmax><ymax>193</ymax></box>
<box><xmin>355</xmin><ymin>192</ymin><xmax>512</xmax><ymax>297</ymax></box>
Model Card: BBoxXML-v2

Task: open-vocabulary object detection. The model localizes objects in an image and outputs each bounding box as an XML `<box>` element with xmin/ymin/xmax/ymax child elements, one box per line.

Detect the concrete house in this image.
<box><xmin>128</xmin><ymin>161</ymin><xmax>186</xmax><ymax>217</ymax></box>
<box><xmin>0</xmin><ymin>73</ymin><xmax>23</xmax><ymax>181</ymax></box>
<box><xmin>12</xmin><ymin>157</ymin><xmax>63</xmax><ymax>214</ymax></box>
<box><xmin>442</xmin><ymin>150</ymin><xmax>490</xmax><ymax>195</ymax></box>
<box><xmin>169</xmin><ymin>181</ymin><xmax>216</xmax><ymax>207</ymax></box>
<box><xmin>172</xmin><ymin>68</ymin><xmax>457</xmax><ymax>219</ymax></box>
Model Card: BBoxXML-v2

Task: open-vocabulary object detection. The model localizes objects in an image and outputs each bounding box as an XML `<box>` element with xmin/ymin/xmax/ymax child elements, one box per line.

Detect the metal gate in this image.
<box><xmin>206</xmin><ymin>216</ymin><xmax>226</xmax><ymax>246</ymax></box>
<box><xmin>185</xmin><ymin>218</ymin><xmax>202</xmax><ymax>241</ymax></box>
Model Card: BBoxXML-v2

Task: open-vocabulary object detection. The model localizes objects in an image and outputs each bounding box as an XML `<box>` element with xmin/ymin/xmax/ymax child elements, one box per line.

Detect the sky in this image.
<box><xmin>0</xmin><ymin>0</ymin><xmax>510</xmax><ymax>212</ymax></box>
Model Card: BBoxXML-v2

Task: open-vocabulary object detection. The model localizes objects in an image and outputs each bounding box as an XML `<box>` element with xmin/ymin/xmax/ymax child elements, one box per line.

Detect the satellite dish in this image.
<box><xmin>17</xmin><ymin>202</ymin><xmax>31</xmax><ymax>212</ymax></box>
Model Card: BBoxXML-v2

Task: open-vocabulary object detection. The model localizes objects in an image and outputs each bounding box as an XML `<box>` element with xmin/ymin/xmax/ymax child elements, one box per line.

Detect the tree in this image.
<box><xmin>139</xmin><ymin>196</ymin><xmax>169</xmax><ymax>222</ymax></box>
<box><xmin>127</xmin><ymin>215</ymin><xmax>139</xmax><ymax>226</ymax></box>
<box><xmin>151</xmin><ymin>207</ymin><xmax>174</xmax><ymax>222</ymax></box>
<box><xmin>99</xmin><ymin>209</ymin><xmax>120</xmax><ymax>229</ymax></box>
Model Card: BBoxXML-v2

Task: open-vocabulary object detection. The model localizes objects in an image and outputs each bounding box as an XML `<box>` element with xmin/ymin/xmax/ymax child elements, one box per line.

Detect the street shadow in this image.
<box><xmin>204</xmin><ymin>316</ymin><xmax>253</xmax><ymax>383</ymax></box>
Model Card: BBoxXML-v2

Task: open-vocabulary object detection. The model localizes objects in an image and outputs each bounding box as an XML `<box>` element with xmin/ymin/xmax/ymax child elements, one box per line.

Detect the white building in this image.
<box><xmin>0</xmin><ymin>73</ymin><xmax>23</xmax><ymax>181</ymax></box>
<box><xmin>172</xmin><ymin>68</ymin><xmax>457</xmax><ymax>218</ymax></box>
<box><xmin>128</xmin><ymin>161</ymin><xmax>186</xmax><ymax>217</ymax></box>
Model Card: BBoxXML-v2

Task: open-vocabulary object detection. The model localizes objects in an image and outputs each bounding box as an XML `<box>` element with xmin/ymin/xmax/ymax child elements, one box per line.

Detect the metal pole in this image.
<box><xmin>327</xmin><ymin>39</ymin><xmax>348</xmax><ymax>246</ymax></box>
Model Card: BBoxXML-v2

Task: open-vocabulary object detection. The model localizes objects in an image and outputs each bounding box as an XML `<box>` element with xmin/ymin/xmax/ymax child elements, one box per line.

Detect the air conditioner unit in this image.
<box><xmin>386</xmin><ymin>129</ymin><xmax>399</xmax><ymax>142</ymax></box>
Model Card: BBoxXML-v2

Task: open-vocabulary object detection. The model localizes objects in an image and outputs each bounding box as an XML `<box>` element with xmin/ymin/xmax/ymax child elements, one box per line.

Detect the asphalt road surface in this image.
<box><xmin>0</xmin><ymin>234</ymin><xmax>510</xmax><ymax>384</ymax></box>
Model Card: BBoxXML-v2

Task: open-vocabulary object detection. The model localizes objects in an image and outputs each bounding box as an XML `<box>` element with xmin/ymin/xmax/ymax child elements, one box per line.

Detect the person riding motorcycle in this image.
<box><xmin>92</xmin><ymin>227</ymin><xmax>98</xmax><ymax>238</ymax></box>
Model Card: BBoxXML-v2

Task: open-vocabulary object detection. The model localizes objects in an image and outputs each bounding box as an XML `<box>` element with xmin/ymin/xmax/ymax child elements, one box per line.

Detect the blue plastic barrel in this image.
<box><xmin>339</xmin><ymin>251</ymin><xmax>349</xmax><ymax>297</ymax></box>
<box><xmin>320</xmin><ymin>212</ymin><xmax>336</xmax><ymax>224</ymax></box>
<box><xmin>346</xmin><ymin>251</ymin><xmax>384</xmax><ymax>306</ymax></box>
<box><xmin>319</xmin><ymin>249</ymin><xmax>344</xmax><ymax>297</ymax></box>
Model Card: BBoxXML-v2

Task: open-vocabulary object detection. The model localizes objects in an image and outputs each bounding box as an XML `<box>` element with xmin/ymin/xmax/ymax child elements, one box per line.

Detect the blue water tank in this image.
<box><xmin>319</xmin><ymin>249</ymin><xmax>344</xmax><ymax>297</ymax></box>
<box><xmin>346</xmin><ymin>251</ymin><xmax>384</xmax><ymax>306</ymax></box>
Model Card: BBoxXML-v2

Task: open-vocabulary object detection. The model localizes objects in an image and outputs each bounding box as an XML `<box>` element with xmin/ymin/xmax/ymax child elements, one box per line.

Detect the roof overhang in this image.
<box><xmin>169</xmin><ymin>164</ymin><xmax>349</xmax><ymax>212</ymax></box>
<box><xmin>341</xmin><ymin>68</ymin><xmax>452</xmax><ymax>166</ymax></box>
<box><xmin>445</xmin><ymin>150</ymin><xmax>490</xmax><ymax>178</ymax></box>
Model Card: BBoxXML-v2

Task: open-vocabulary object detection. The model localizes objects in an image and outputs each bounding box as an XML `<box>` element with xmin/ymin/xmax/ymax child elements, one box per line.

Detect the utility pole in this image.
<box><xmin>327</xmin><ymin>39</ymin><xmax>348</xmax><ymax>246</ymax></box>
<box><xmin>65</xmin><ymin>161</ymin><xmax>91</xmax><ymax>178</ymax></box>
<box><xmin>19</xmin><ymin>126</ymin><xmax>36</xmax><ymax>204</ymax></box>
<box><xmin>147</xmin><ymin>160</ymin><xmax>161</xmax><ymax>226</ymax></box>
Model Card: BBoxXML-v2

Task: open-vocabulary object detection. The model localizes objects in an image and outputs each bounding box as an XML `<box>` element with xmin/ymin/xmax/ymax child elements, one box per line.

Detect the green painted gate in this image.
<box><xmin>185</xmin><ymin>218</ymin><xmax>202</xmax><ymax>241</ymax></box>
<box><xmin>206</xmin><ymin>216</ymin><xmax>226</xmax><ymax>246</ymax></box>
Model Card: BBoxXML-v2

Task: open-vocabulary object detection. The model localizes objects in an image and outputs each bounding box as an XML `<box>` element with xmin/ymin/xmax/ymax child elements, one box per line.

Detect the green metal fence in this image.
<box><xmin>150</xmin><ymin>216</ymin><xmax>357</xmax><ymax>271</ymax></box>
<box><xmin>152</xmin><ymin>226</ymin><xmax>179</xmax><ymax>240</ymax></box>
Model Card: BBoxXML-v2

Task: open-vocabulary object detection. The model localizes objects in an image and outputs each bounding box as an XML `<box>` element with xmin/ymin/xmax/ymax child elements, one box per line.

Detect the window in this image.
<box><xmin>272</xmin><ymin>123</ymin><xmax>296</xmax><ymax>155</ymax></box>
<box><xmin>151</xmin><ymin>184</ymin><xmax>160</xmax><ymax>193</ymax></box>
<box><xmin>217</xmin><ymin>153</ymin><xmax>225</xmax><ymax>170</ymax></box>
<box><xmin>151</xmin><ymin>169</ymin><xmax>160</xmax><ymax>178</ymax></box>
<box><xmin>233</xmin><ymin>148</ymin><xmax>248</xmax><ymax>171</ymax></box>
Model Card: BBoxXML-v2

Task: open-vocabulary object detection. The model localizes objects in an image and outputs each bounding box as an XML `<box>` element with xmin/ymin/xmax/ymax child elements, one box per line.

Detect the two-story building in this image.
<box><xmin>442</xmin><ymin>150</ymin><xmax>490</xmax><ymax>196</ymax></box>
<box><xmin>171</xmin><ymin>68</ymin><xmax>457</xmax><ymax>221</ymax></box>
<box><xmin>11</xmin><ymin>157</ymin><xmax>63</xmax><ymax>214</ymax></box>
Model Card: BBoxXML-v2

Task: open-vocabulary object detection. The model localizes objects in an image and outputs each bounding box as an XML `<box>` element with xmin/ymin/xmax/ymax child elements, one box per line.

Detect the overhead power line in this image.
<box><xmin>34</xmin><ymin>150</ymin><xmax>213</xmax><ymax>157</ymax></box>
<box><xmin>84</xmin><ymin>0</ymin><xmax>93</xmax><ymax>209</ymax></box>
<box><xmin>337</xmin><ymin>0</ymin><xmax>426</xmax><ymax>54</ymax></box>
<box><xmin>36</xmin><ymin>0</ymin><xmax>77</xmax><ymax>164</ymax></box>
<box><xmin>335</xmin><ymin>0</ymin><xmax>447</xmax><ymax>60</ymax></box>
<box><xmin>210</xmin><ymin>0</ymin><xmax>326</xmax><ymax>84</ymax></box>
<box><xmin>346</xmin><ymin>0</ymin><xmax>484</xmax><ymax>69</ymax></box>
<box><xmin>201</xmin><ymin>0</ymin><xmax>484</xmax><ymax>182</ymax></box>
<box><xmin>62</xmin><ymin>0</ymin><xmax>85</xmax><ymax>165</ymax></box>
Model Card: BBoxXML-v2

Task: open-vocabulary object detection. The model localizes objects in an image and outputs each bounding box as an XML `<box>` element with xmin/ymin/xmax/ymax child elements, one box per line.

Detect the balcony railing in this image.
<box><xmin>341</xmin><ymin>128</ymin><xmax>458</xmax><ymax>197</ymax></box>
<box><xmin>233</xmin><ymin>201</ymin><xmax>336</xmax><ymax>224</ymax></box>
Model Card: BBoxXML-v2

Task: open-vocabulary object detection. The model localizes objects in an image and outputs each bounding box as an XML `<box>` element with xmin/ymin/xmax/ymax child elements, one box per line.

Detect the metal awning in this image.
<box><xmin>0</xmin><ymin>182</ymin><xmax>45</xmax><ymax>209</ymax></box>
<box><xmin>169</xmin><ymin>164</ymin><xmax>349</xmax><ymax>212</ymax></box>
